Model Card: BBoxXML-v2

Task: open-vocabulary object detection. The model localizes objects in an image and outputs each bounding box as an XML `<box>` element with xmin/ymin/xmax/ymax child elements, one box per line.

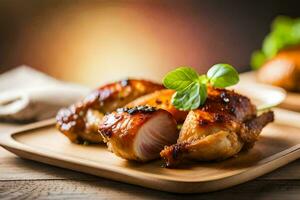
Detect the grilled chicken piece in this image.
<box><xmin>99</xmin><ymin>106</ymin><xmax>178</xmax><ymax>162</ymax></box>
<box><xmin>126</xmin><ymin>89</ymin><xmax>188</xmax><ymax>123</ymax></box>
<box><xmin>257</xmin><ymin>46</ymin><xmax>300</xmax><ymax>92</ymax></box>
<box><xmin>56</xmin><ymin>80</ymin><xmax>164</xmax><ymax>144</ymax></box>
<box><xmin>160</xmin><ymin>88</ymin><xmax>274</xmax><ymax>167</ymax></box>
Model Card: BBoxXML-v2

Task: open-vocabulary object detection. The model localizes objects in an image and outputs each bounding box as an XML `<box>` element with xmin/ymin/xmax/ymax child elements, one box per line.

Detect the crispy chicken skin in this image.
<box><xmin>99</xmin><ymin>106</ymin><xmax>178</xmax><ymax>162</ymax></box>
<box><xmin>56</xmin><ymin>80</ymin><xmax>164</xmax><ymax>144</ymax></box>
<box><xmin>160</xmin><ymin>87</ymin><xmax>274</xmax><ymax>167</ymax></box>
<box><xmin>126</xmin><ymin>89</ymin><xmax>188</xmax><ymax>123</ymax></box>
<box><xmin>257</xmin><ymin>46</ymin><xmax>300</xmax><ymax>92</ymax></box>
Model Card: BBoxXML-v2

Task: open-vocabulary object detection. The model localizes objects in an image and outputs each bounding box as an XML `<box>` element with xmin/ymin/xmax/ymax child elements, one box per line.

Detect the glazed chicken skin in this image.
<box><xmin>160</xmin><ymin>87</ymin><xmax>274</xmax><ymax>167</ymax></box>
<box><xmin>56</xmin><ymin>80</ymin><xmax>164</xmax><ymax>144</ymax></box>
<box><xmin>126</xmin><ymin>89</ymin><xmax>188</xmax><ymax>123</ymax></box>
<box><xmin>258</xmin><ymin>46</ymin><xmax>300</xmax><ymax>92</ymax></box>
<box><xmin>99</xmin><ymin>106</ymin><xmax>178</xmax><ymax>162</ymax></box>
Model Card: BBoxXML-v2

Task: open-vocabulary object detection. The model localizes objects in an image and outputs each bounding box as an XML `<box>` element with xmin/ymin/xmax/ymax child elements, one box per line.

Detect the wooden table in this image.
<box><xmin>0</xmin><ymin>124</ymin><xmax>300</xmax><ymax>200</ymax></box>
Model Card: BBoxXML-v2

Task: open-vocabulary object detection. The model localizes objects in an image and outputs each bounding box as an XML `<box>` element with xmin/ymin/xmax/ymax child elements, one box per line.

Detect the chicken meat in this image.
<box><xmin>126</xmin><ymin>89</ymin><xmax>188</xmax><ymax>123</ymax></box>
<box><xmin>99</xmin><ymin>106</ymin><xmax>178</xmax><ymax>162</ymax></box>
<box><xmin>160</xmin><ymin>87</ymin><xmax>274</xmax><ymax>167</ymax></box>
<box><xmin>56</xmin><ymin>80</ymin><xmax>164</xmax><ymax>144</ymax></box>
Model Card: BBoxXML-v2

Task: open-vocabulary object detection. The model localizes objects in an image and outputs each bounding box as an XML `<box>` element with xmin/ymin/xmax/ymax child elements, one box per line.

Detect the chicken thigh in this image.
<box><xmin>160</xmin><ymin>87</ymin><xmax>274</xmax><ymax>167</ymax></box>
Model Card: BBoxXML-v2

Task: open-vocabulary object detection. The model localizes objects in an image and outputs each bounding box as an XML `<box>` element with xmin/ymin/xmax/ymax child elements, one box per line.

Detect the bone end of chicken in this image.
<box><xmin>99</xmin><ymin>106</ymin><xmax>179</xmax><ymax>162</ymax></box>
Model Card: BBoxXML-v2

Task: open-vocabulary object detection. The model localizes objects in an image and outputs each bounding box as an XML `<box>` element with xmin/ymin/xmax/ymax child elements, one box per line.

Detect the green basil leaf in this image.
<box><xmin>163</xmin><ymin>67</ymin><xmax>199</xmax><ymax>91</ymax></box>
<box><xmin>163</xmin><ymin>64</ymin><xmax>238</xmax><ymax>111</ymax></box>
<box><xmin>171</xmin><ymin>82</ymin><xmax>207</xmax><ymax>111</ymax></box>
<box><xmin>207</xmin><ymin>64</ymin><xmax>239</xmax><ymax>88</ymax></box>
<box><xmin>198</xmin><ymin>82</ymin><xmax>207</xmax><ymax>106</ymax></box>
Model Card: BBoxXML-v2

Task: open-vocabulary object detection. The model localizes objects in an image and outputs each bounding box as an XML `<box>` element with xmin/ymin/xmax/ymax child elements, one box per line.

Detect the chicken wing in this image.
<box><xmin>56</xmin><ymin>80</ymin><xmax>164</xmax><ymax>144</ymax></box>
<box><xmin>160</xmin><ymin>87</ymin><xmax>274</xmax><ymax>167</ymax></box>
<box><xmin>99</xmin><ymin>106</ymin><xmax>178</xmax><ymax>162</ymax></box>
<box><xmin>126</xmin><ymin>89</ymin><xmax>188</xmax><ymax>123</ymax></box>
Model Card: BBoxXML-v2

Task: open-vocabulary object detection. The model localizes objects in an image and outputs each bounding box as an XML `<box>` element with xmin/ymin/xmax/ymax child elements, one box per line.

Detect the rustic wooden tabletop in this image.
<box><xmin>0</xmin><ymin>123</ymin><xmax>300</xmax><ymax>200</ymax></box>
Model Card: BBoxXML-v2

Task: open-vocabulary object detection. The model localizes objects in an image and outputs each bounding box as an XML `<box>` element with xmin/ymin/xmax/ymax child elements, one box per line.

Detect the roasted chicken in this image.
<box><xmin>257</xmin><ymin>46</ymin><xmax>300</xmax><ymax>92</ymax></box>
<box><xmin>99</xmin><ymin>106</ymin><xmax>178</xmax><ymax>162</ymax></box>
<box><xmin>126</xmin><ymin>89</ymin><xmax>188</xmax><ymax>123</ymax></box>
<box><xmin>160</xmin><ymin>87</ymin><xmax>274</xmax><ymax>167</ymax></box>
<box><xmin>56</xmin><ymin>80</ymin><xmax>164</xmax><ymax>143</ymax></box>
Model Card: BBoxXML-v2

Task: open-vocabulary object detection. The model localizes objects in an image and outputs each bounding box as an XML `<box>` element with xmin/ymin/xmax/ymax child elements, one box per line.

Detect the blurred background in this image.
<box><xmin>0</xmin><ymin>0</ymin><xmax>299</xmax><ymax>87</ymax></box>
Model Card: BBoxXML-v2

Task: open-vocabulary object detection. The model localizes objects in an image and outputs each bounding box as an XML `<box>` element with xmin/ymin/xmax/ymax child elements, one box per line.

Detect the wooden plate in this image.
<box><xmin>240</xmin><ymin>71</ymin><xmax>300</xmax><ymax>112</ymax></box>
<box><xmin>0</xmin><ymin>108</ymin><xmax>300</xmax><ymax>193</ymax></box>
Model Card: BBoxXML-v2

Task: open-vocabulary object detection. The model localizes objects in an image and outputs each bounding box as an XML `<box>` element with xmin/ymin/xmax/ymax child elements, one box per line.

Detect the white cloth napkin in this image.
<box><xmin>0</xmin><ymin>66</ymin><xmax>90</xmax><ymax>122</ymax></box>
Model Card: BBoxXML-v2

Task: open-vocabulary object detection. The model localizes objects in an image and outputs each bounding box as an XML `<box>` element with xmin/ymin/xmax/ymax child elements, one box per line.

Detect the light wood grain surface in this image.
<box><xmin>1</xmin><ymin>147</ymin><xmax>300</xmax><ymax>200</ymax></box>
<box><xmin>1</xmin><ymin>123</ymin><xmax>300</xmax><ymax>199</ymax></box>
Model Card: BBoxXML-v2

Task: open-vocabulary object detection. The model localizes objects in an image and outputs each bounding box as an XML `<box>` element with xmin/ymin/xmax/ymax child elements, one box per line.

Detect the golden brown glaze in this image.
<box><xmin>126</xmin><ymin>89</ymin><xmax>188</xmax><ymax>123</ymax></box>
<box><xmin>56</xmin><ymin>80</ymin><xmax>164</xmax><ymax>143</ymax></box>
<box><xmin>160</xmin><ymin>88</ymin><xmax>274</xmax><ymax>167</ymax></box>
<box><xmin>258</xmin><ymin>46</ymin><xmax>300</xmax><ymax>92</ymax></box>
<box><xmin>99</xmin><ymin>106</ymin><xmax>178</xmax><ymax>162</ymax></box>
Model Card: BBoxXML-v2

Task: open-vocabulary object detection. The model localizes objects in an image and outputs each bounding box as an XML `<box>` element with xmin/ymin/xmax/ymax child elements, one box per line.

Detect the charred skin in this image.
<box><xmin>257</xmin><ymin>45</ymin><xmax>300</xmax><ymax>92</ymax></box>
<box><xmin>56</xmin><ymin>80</ymin><xmax>164</xmax><ymax>144</ymax></box>
<box><xmin>99</xmin><ymin>106</ymin><xmax>178</xmax><ymax>162</ymax></box>
<box><xmin>160</xmin><ymin>87</ymin><xmax>274</xmax><ymax>167</ymax></box>
<box><xmin>126</xmin><ymin>89</ymin><xmax>188</xmax><ymax>123</ymax></box>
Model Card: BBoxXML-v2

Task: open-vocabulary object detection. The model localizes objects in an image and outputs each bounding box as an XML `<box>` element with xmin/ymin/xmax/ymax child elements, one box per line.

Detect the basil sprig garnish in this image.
<box><xmin>163</xmin><ymin>64</ymin><xmax>239</xmax><ymax>111</ymax></box>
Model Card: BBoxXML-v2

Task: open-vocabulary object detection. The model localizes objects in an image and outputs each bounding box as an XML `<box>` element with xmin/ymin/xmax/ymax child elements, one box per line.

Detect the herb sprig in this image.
<box><xmin>163</xmin><ymin>64</ymin><xmax>239</xmax><ymax>111</ymax></box>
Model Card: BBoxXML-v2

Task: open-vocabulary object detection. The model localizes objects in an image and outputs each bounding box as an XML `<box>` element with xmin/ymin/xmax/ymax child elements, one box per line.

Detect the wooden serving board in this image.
<box><xmin>240</xmin><ymin>72</ymin><xmax>300</xmax><ymax>112</ymax></box>
<box><xmin>0</xmin><ymin>108</ymin><xmax>300</xmax><ymax>193</ymax></box>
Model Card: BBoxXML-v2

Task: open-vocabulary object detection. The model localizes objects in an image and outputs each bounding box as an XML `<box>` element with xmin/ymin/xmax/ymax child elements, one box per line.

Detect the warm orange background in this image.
<box><xmin>0</xmin><ymin>1</ymin><xmax>299</xmax><ymax>87</ymax></box>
